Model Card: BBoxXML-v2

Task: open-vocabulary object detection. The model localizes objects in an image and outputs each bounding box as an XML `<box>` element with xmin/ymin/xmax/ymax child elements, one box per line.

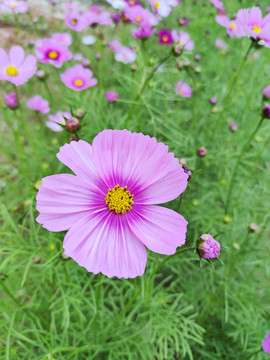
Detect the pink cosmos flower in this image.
<box><xmin>115</xmin><ymin>47</ymin><xmax>136</xmax><ymax>63</ymax></box>
<box><xmin>35</xmin><ymin>38</ymin><xmax>72</xmax><ymax>68</ymax></box>
<box><xmin>46</xmin><ymin>111</ymin><xmax>72</xmax><ymax>132</ymax></box>
<box><xmin>215</xmin><ymin>38</ymin><xmax>228</xmax><ymax>51</ymax></box>
<box><xmin>198</xmin><ymin>234</ymin><xmax>221</xmax><ymax>259</ymax></box>
<box><xmin>174</xmin><ymin>81</ymin><xmax>192</xmax><ymax>97</ymax></box>
<box><xmin>172</xmin><ymin>30</ymin><xmax>194</xmax><ymax>50</ymax></box>
<box><xmin>216</xmin><ymin>13</ymin><xmax>247</xmax><ymax>38</ymax></box>
<box><xmin>85</xmin><ymin>6</ymin><xmax>113</xmax><ymax>26</ymax></box>
<box><xmin>158</xmin><ymin>29</ymin><xmax>173</xmax><ymax>46</ymax></box>
<box><xmin>124</xmin><ymin>5</ymin><xmax>157</xmax><ymax>26</ymax></box>
<box><xmin>65</xmin><ymin>11</ymin><xmax>89</xmax><ymax>32</ymax></box>
<box><xmin>148</xmin><ymin>0</ymin><xmax>172</xmax><ymax>18</ymax></box>
<box><xmin>108</xmin><ymin>39</ymin><xmax>122</xmax><ymax>52</ymax></box>
<box><xmin>5</xmin><ymin>92</ymin><xmax>18</xmax><ymax>109</ymax></box>
<box><xmin>27</xmin><ymin>95</ymin><xmax>50</xmax><ymax>114</ymax></box>
<box><xmin>263</xmin><ymin>85</ymin><xmax>270</xmax><ymax>98</ymax></box>
<box><xmin>36</xmin><ymin>130</ymin><xmax>188</xmax><ymax>278</ymax></box>
<box><xmin>105</xmin><ymin>92</ymin><xmax>119</xmax><ymax>102</ymax></box>
<box><xmin>1</xmin><ymin>0</ymin><xmax>28</xmax><ymax>13</ymax></box>
<box><xmin>0</xmin><ymin>46</ymin><xmax>36</xmax><ymax>86</ymax></box>
<box><xmin>60</xmin><ymin>64</ymin><xmax>97</xmax><ymax>91</ymax></box>
<box><xmin>51</xmin><ymin>33</ymin><xmax>72</xmax><ymax>46</ymax></box>
<box><xmin>131</xmin><ymin>24</ymin><xmax>156</xmax><ymax>39</ymax></box>
<box><xmin>262</xmin><ymin>331</ymin><xmax>270</xmax><ymax>354</ymax></box>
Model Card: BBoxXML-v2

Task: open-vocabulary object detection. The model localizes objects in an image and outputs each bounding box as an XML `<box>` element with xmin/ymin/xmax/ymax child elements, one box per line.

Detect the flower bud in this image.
<box><xmin>37</xmin><ymin>70</ymin><xmax>46</xmax><ymax>80</ymax></box>
<box><xmin>194</xmin><ymin>54</ymin><xmax>200</xmax><ymax>61</ymax></box>
<box><xmin>182</xmin><ymin>166</ymin><xmax>192</xmax><ymax>180</ymax></box>
<box><xmin>197</xmin><ymin>234</ymin><xmax>221</xmax><ymax>259</ymax></box>
<box><xmin>263</xmin><ymin>104</ymin><xmax>270</xmax><ymax>119</ymax></box>
<box><xmin>82</xmin><ymin>59</ymin><xmax>90</xmax><ymax>68</ymax></box>
<box><xmin>33</xmin><ymin>256</ymin><xmax>41</xmax><ymax>263</ymax></box>
<box><xmin>75</xmin><ymin>109</ymin><xmax>85</xmax><ymax>118</ymax></box>
<box><xmin>230</xmin><ymin>122</ymin><xmax>237</xmax><ymax>132</ymax></box>
<box><xmin>112</xmin><ymin>13</ymin><xmax>121</xmax><ymax>23</ymax></box>
<box><xmin>223</xmin><ymin>215</ymin><xmax>231</xmax><ymax>224</ymax></box>
<box><xmin>5</xmin><ymin>92</ymin><xmax>18</xmax><ymax>109</ymax></box>
<box><xmin>66</xmin><ymin>117</ymin><xmax>80</xmax><ymax>132</ymax></box>
<box><xmin>173</xmin><ymin>44</ymin><xmax>183</xmax><ymax>56</ymax></box>
<box><xmin>249</xmin><ymin>223</ymin><xmax>258</xmax><ymax>232</ymax></box>
<box><xmin>210</xmin><ymin>97</ymin><xmax>218</xmax><ymax>104</ymax></box>
<box><xmin>179</xmin><ymin>158</ymin><xmax>187</xmax><ymax>165</ymax></box>
<box><xmin>197</xmin><ymin>147</ymin><xmax>207</xmax><ymax>157</ymax></box>
<box><xmin>177</xmin><ymin>17</ymin><xmax>189</xmax><ymax>27</ymax></box>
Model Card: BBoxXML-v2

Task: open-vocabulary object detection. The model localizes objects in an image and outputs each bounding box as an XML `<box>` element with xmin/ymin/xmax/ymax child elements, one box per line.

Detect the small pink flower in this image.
<box><xmin>5</xmin><ymin>92</ymin><xmax>18</xmax><ymax>109</ymax></box>
<box><xmin>158</xmin><ymin>29</ymin><xmax>173</xmax><ymax>46</ymax></box>
<box><xmin>85</xmin><ymin>6</ymin><xmax>113</xmax><ymax>26</ymax></box>
<box><xmin>230</xmin><ymin>123</ymin><xmax>237</xmax><ymax>132</ymax></box>
<box><xmin>174</xmin><ymin>81</ymin><xmax>192</xmax><ymax>97</ymax></box>
<box><xmin>27</xmin><ymin>95</ymin><xmax>50</xmax><ymax>114</ymax></box>
<box><xmin>172</xmin><ymin>30</ymin><xmax>194</xmax><ymax>50</ymax></box>
<box><xmin>215</xmin><ymin>38</ymin><xmax>228</xmax><ymax>51</ymax></box>
<box><xmin>60</xmin><ymin>64</ymin><xmax>98</xmax><ymax>91</ymax></box>
<box><xmin>1</xmin><ymin>0</ymin><xmax>28</xmax><ymax>13</ymax></box>
<box><xmin>263</xmin><ymin>85</ymin><xmax>270</xmax><ymax>98</ymax></box>
<box><xmin>108</xmin><ymin>39</ymin><xmax>122</xmax><ymax>52</ymax></box>
<box><xmin>262</xmin><ymin>331</ymin><xmax>270</xmax><ymax>354</ymax></box>
<box><xmin>124</xmin><ymin>5</ymin><xmax>157</xmax><ymax>26</ymax></box>
<box><xmin>52</xmin><ymin>33</ymin><xmax>72</xmax><ymax>46</ymax></box>
<box><xmin>115</xmin><ymin>47</ymin><xmax>136</xmax><ymax>63</ymax></box>
<box><xmin>46</xmin><ymin>111</ymin><xmax>71</xmax><ymax>132</ymax></box>
<box><xmin>132</xmin><ymin>25</ymin><xmax>156</xmax><ymax>39</ymax></box>
<box><xmin>198</xmin><ymin>234</ymin><xmax>221</xmax><ymax>259</ymax></box>
<box><xmin>209</xmin><ymin>0</ymin><xmax>223</xmax><ymax>9</ymax></box>
<box><xmin>105</xmin><ymin>92</ymin><xmax>119</xmax><ymax>103</ymax></box>
<box><xmin>35</xmin><ymin>129</ymin><xmax>188</xmax><ymax>278</ymax></box>
<box><xmin>148</xmin><ymin>0</ymin><xmax>172</xmax><ymax>18</ymax></box>
<box><xmin>0</xmin><ymin>46</ymin><xmax>36</xmax><ymax>86</ymax></box>
<box><xmin>35</xmin><ymin>38</ymin><xmax>72</xmax><ymax>68</ymax></box>
<box><xmin>65</xmin><ymin>11</ymin><xmax>89</xmax><ymax>32</ymax></box>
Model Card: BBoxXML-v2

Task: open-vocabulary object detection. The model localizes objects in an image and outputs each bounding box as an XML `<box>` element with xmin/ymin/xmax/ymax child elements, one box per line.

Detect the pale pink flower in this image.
<box><xmin>105</xmin><ymin>92</ymin><xmax>119</xmax><ymax>102</ymax></box>
<box><xmin>174</xmin><ymin>81</ymin><xmax>192</xmax><ymax>97</ymax></box>
<box><xmin>27</xmin><ymin>95</ymin><xmax>50</xmax><ymax>114</ymax></box>
<box><xmin>46</xmin><ymin>111</ymin><xmax>72</xmax><ymax>132</ymax></box>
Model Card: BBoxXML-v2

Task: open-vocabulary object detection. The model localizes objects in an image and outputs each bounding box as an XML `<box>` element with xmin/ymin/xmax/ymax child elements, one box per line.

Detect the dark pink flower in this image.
<box><xmin>198</xmin><ymin>234</ymin><xmax>221</xmax><ymax>259</ymax></box>
<box><xmin>158</xmin><ymin>29</ymin><xmax>173</xmax><ymax>46</ymax></box>
<box><xmin>105</xmin><ymin>92</ymin><xmax>119</xmax><ymax>102</ymax></box>
<box><xmin>36</xmin><ymin>130</ymin><xmax>188</xmax><ymax>278</ymax></box>
<box><xmin>131</xmin><ymin>24</ymin><xmax>156</xmax><ymax>39</ymax></box>
<box><xmin>35</xmin><ymin>38</ymin><xmax>72</xmax><ymax>68</ymax></box>
<box><xmin>60</xmin><ymin>64</ymin><xmax>97</xmax><ymax>91</ymax></box>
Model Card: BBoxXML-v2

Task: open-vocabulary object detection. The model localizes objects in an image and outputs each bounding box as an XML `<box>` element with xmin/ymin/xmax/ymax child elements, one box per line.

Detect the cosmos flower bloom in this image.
<box><xmin>172</xmin><ymin>30</ymin><xmax>194</xmax><ymax>50</ymax></box>
<box><xmin>5</xmin><ymin>92</ymin><xmax>18</xmax><ymax>109</ymax></box>
<box><xmin>158</xmin><ymin>29</ymin><xmax>173</xmax><ymax>46</ymax></box>
<box><xmin>60</xmin><ymin>64</ymin><xmax>98</xmax><ymax>91</ymax></box>
<box><xmin>215</xmin><ymin>38</ymin><xmax>228</xmax><ymax>51</ymax></box>
<box><xmin>148</xmin><ymin>0</ymin><xmax>171</xmax><ymax>18</ymax></box>
<box><xmin>46</xmin><ymin>111</ymin><xmax>71</xmax><ymax>132</ymax></box>
<box><xmin>263</xmin><ymin>85</ymin><xmax>270</xmax><ymax>98</ymax></box>
<box><xmin>36</xmin><ymin>130</ymin><xmax>188</xmax><ymax>278</ymax></box>
<box><xmin>178</xmin><ymin>17</ymin><xmax>189</xmax><ymax>27</ymax></box>
<box><xmin>174</xmin><ymin>81</ymin><xmax>192</xmax><ymax>97</ymax></box>
<box><xmin>65</xmin><ymin>11</ymin><xmax>89</xmax><ymax>32</ymax></box>
<box><xmin>125</xmin><ymin>0</ymin><xmax>140</xmax><ymax>6</ymax></box>
<box><xmin>35</xmin><ymin>38</ymin><xmax>72</xmax><ymax>68</ymax></box>
<box><xmin>262</xmin><ymin>332</ymin><xmax>270</xmax><ymax>354</ymax></box>
<box><xmin>105</xmin><ymin>92</ymin><xmax>119</xmax><ymax>102</ymax></box>
<box><xmin>124</xmin><ymin>5</ymin><xmax>158</xmax><ymax>26</ymax></box>
<box><xmin>27</xmin><ymin>95</ymin><xmax>50</xmax><ymax>114</ymax></box>
<box><xmin>85</xmin><ymin>6</ymin><xmax>113</xmax><ymax>26</ymax></box>
<box><xmin>0</xmin><ymin>0</ymin><xmax>28</xmax><ymax>13</ymax></box>
<box><xmin>108</xmin><ymin>39</ymin><xmax>122</xmax><ymax>52</ymax></box>
<box><xmin>209</xmin><ymin>0</ymin><xmax>223</xmax><ymax>8</ymax></box>
<box><xmin>82</xmin><ymin>35</ymin><xmax>96</xmax><ymax>45</ymax></box>
<box><xmin>198</xmin><ymin>234</ymin><xmax>221</xmax><ymax>259</ymax></box>
<box><xmin>51</xmin><ymin>33</ymin><xmax>72</xmax><ymax>46</ymax></box>
<box><xmin>131</xmin><ymin>24</ymin><xmax>156</xmax><ymax>39</ymax></box>
<box><xmin>115</xmin><ymin>47</ymin><xmax>136</xmax><ymax>63</ymax></box>
<box><xmin>0</xmin><ymin>46</ymin><xmax>37</xmax><ymax>86</ymax></box>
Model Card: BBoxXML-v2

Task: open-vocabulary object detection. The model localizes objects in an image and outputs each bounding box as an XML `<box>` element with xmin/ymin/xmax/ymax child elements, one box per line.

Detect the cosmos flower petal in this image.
<box><xmin>0</xmin><ymin>48</ymin><xmax>9</xmax><ymax>67</ymax></box>
<box><xmin>57</xmin><ymin>140</ymin><xmax>106</xmax><ymax>192</ymax></box>
<box><xmin>36</xmin><ymin>174</ymin><xmax>103</xmax><ymax>231</ymax></box>
<box><xmin>128</xmin><ymin>205</ymin><xmax>188</xmax><ymax>255</ymax></box>
<box><xmin>63</xmin><ymin>211</ymin><xmax>147</xmax><ymax>278</ymax></box>
<box><xmin>9</xmin><ymin>46</ymin><xmax>25</xmax><ymax>67</ymax></box>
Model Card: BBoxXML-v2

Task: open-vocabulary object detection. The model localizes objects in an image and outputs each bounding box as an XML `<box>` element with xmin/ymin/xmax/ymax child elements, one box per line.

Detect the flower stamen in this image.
<box><xmin>105</xmin><ymin>185</ymin><xmax>134</xmax><ymax>214</ymax></box>
<box><xmin>6</xmin><ymin>66</ymin><xmax>18</xmax><ymax>76</ymax></box>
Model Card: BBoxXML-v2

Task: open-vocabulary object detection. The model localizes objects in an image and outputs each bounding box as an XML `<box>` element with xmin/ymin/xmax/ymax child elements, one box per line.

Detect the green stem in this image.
<box><xmin>241</xmin><ymin>349</ymin><xmax>262</xmax><ymax>360</ymax></box>
<box><xmin>123</xmin><ymin>53</ymin><xmax>172</xmax><ymax>128</ymax></box>
<box><xmin>176</xmin><ymin>193</ymin><xmax>183</xmax><ymax>212</ymax></box>
<box><xmin>225</xmin><ymin>116</ymin><xmax>264</xmax><ymax>214</ymax></box>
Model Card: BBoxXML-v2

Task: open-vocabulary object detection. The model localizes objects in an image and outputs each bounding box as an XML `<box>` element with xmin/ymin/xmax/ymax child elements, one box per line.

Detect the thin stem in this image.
<box><xmin>225</xmin><ymin>116</ymin><xmax>264</xmax><ymax>214</ymax></box>
<box><xmin>241</xmin><ymin>349</ymin><xmax>262</xmax><ymax>360</ymax></box>
<box><xmin>176</xmin><ymin>193</ymin><xmax>183</xmax><ymax>212</ymax></box>
<box><xmin>123</xmin><ymin>53</ymin><xmax>172</xmax><ymax>128</ymax></box>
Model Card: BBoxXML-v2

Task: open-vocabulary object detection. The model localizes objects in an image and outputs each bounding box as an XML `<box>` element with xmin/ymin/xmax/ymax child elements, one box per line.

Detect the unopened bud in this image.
<box><xmin>263</xmin><ymin>104</ymin><xmax>270</xmax><ymax>119</ymax></box>
<box><xmin>182</xmin><ymin>166</ymin><xmax>192</xmax><ymax>180</ymax></box>
<box><xmin>5</xmin><ymin>92</ymin><xmax>18</xmax><ymax>109</ymax></box>
<box><xmin>37</xmin><ymin>70</ymin><xmax>46</xmax><ymax>79</ymax></box>
<box><xmin>173</xmin><ymin>44</ymin><xmax>183</xmax><ymax>56</ymax></box>
<box><xmin>249</xmin><ymin>223</ymin><xmax>258</xmax><ymax>232</ymax></box>
<box><xmin>197</xmin><ymin>234</ymin><xmax>221</xmax><ymax>259</ymax></box>
<box><xmin>197</xmin><ymin>147</ymin><xmax>207</xmax><ymax>157</ymax></box>
<box><xmin>75</xmin><ymin>109</ymin><xmax>85</xmax><ymax>118</ymax></box>
<box><xmin>66</xmin><ymin>117</ymin><xmax>80</xmax><ymax>132</ymax></box>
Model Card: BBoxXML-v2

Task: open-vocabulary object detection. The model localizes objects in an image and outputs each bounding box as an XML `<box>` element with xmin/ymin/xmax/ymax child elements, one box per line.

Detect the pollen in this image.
<box><xmin>136</xmin><ymin>16</ymin><xmax>142</xmax><ymax>22</ymax></box>
<box><xmin>154</xmin><ymin>1</ymin><xmax>160</xmax><ymax>8</ymax></box>
<box><xmin>6</xmin><ymin>66</ymin><xmax>18</xmax><ymax>76</ymax></box>
<box><xmin>74</xmin><ymin>79</ymin><xmax>83</xmax><ymax>86</ymax></box>
<box><xmin>105</xmin><ymin>185</ymin><xmax>134</xmax><ymax>214</ymax></box>
<box><xmin>162</xmin><ymin>35</ymin><xmax>169</xmax><ymax>42</ymax></box>
<box><xmin>71</xmin><ymin>18</ymin><xmax>78</xmax><ymax>24</ymax></box>
<box><xmin>252</xmin><ymin>25</ymin><xmax>262</xmax><ymax>34</ymax></box>
<box><xmin>48</xmin><ymin>51</ymin><xmax>58</xmax><ymax>59</ymax></box>
<box><xmin>229</xmin><ymin>22</ymin><xmax>236</xmax><ymax>29</ymax></box>
<box><xmin>11</xmin><ymin>4</ymin><xmax>17</xmax><ymax>8</ymax></box>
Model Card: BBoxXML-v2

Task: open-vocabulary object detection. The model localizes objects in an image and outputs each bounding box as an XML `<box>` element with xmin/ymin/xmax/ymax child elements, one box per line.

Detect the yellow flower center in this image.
<box><xmin>252</xmin><ymin>25</ymin><xmax>262</xmax><ymax>34</ymax></box>
<box><xmin>6</xmin><ymin>66</ymin><xmax>18</xmax><ymax>76</ymax></box>
<box><xmin>129</xmin><ymin>0</ymin><xmax>135</xmax><ymax>4</ymax></box>
<box><xmin>74</xmin><ymin>79</ymin><xmax>83</xmax><ymax>86</ymax></box>
<box><xmin>229</xmin><ymin>22</ymin><xmax>236</xmax><ymax>29</ymax></box>
<box><xmin>154</xmin><ymin>1</ymin><xmax>160</xmax><ymax>8</ymax></box>
<box><xmin>11</xmin><ymin>4</ymin><xmax>17</xmax><ymax>8</ymax></box>
<box><xmin>136</xmin><ymin>16</ymin><xmax>142</xmax><ymax>22</ymax></box>
<box><xmin>179</xmin><ymin>88</ymin><xmax>183</xmax><ymax>95</ymax></box>
<box><xmin>105</xmin><ymin>185</ymin><xmax>134</xmax><ymax>214</ymax></box>
<box><xmin>72</xmin><ymin>18</ymin><xmax>77</xmax><ymax>24</ymax></box>
<box><xmin>162</xmin><ymin>35</ymin><xmax>168</xmax><ymax>42</ymax></box>
<box><xmin>48</xmin><ymin>51</ymin><xmax>58</xmax><ymax>59</ymax></box>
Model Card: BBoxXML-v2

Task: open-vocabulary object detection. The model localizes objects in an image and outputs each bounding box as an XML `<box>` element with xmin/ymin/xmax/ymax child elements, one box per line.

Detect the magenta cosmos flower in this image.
<box><xmin>27</xmin><ymin>95</ymin><xmax>50</xmax><ymax>114</ymax></box>
<box><xmin>262</xmin><ymin>331</ymin><xmax>270</xmax><ymax>354</ymax></box>
<box><xmin>1</xmin><ymin>0</ymin><xmax>28</xmax><ymax>13</ymax></box>
<box><xmin>198</xmin><ymin>234</ymin><xmax>221</xmax><ymax>259</ymax></box>
<box><xmin>105</xmin><ymin>92</ymin><xmax>119</xmax><ymax>102</ymax></box>
<box><xmin>61</xmin><ymin>64</ymin><xmax>97</xmax><ymax>91</ymax></box>
<box><xmin>158</xmin><ymin>29</ymin><xmax>173</xmax><ymax>46</ymax></box>
<box><xmin>132</xmin><ymin>24</ymin><xmax>156</xmax><ymax>39</ymax></box>
<box><xmin>174</xmin><ymin>81</ymin><xmax>192</xmax><ymax>97</ymax></box>
<box><xmin>46</xmin><ymin>110</ymin><xmax>72</xmax><ymax>132</ymax></box>
<box><xmin>35</xmin><ymin>38</ymin><xmax>72</xmax><ymax>68</ymax></box>
<box><xmin>36</xmin><ymin>130</ymin><xmax>189</xmax><ymax>278</ymax></box>
<box><xmin>0</xmin><ymin>46</ymin><xmax>36</xmax><ymax>86</ymax></box>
